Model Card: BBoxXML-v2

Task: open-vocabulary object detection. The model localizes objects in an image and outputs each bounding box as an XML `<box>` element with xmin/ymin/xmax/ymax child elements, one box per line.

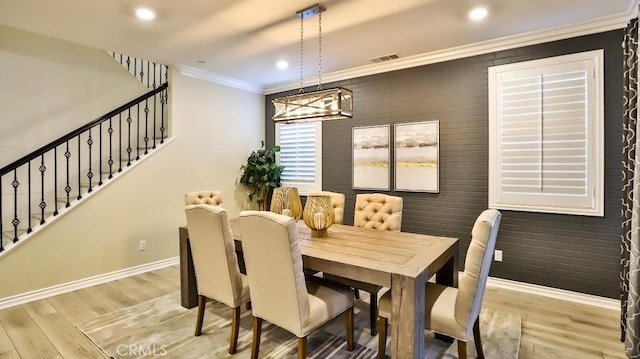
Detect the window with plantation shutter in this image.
<box><xmin>275</xmin><ymin>122</ymin><xmax>322</xmax><ymax>194</ymax></box>
<box><xmin>488</xmin><ymin>50</ymin><xmax>603</xmax><ymax>216</ymax></box>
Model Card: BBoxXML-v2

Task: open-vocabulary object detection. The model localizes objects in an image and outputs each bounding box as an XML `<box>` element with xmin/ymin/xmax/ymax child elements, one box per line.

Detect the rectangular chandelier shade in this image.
<box><xmin>272</xmin><ymin>87</ymin><xmax>353</xmax><ymax>123</ymax></box>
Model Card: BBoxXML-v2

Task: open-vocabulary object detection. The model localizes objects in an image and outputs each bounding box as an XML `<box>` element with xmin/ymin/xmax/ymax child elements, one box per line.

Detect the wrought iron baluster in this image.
<box><xmin>108</xmin><ymin>116</ymin><xmax>114</xmax><ymax>178</ymax></box>
<box><xmin>87</xmin><ymin>129</ymin><xmax>93</xmax><ymax>193</ymax></box>
<box><xmin>140</xmin><ymin>60</ymin><xmax>144</xmax><ymax>85</ymax></box>
<box><xmin>132</xmin><ymin>56</ymin><xmax>135</xmax><ymax>80</ymax></box>
<box><xmin>160</xmin><ymin>90</ymin><xmax>166</xmax><ymax>144</ymax></box>
<box><xmin>136</xmin><ymin>103</ymin><xmax>140</xmax><ymax>160</ymax></box>
<box><xmin>65</xmin><ymin>141</ymin><xmax>71</xmax><ymax>207</ymax></box>
<box><xmin>165</xmin><ymin>66</ymin><xmax>169</xmax><ymax>85</ymax></box>
<box><xmin>39</xmin><ymin>154</ymin><xmax>46</xmax><ymax>224</ymax></box>
<box><xmin>147</xmin><ymin>61</ymin><xmax>150</xmax><ymax>88</ymax></box>
<box><xmin>153</xmin><ymin>63</ymin><xmax>157</xmax><ymax>89</ymax></box>
<box><xmin>127</xmin><ymin>108</ymin><xmax>132</xmax><ymax>166</ymax></box>
<box><xmin>27</xmin><ymin>161</ymin><xmax>32</xmax><ymax>233</ymax></box>
<box><xmin>54</xmin><ymin>147</ymin><xmax>58</xmax><ymax>216</ymax></box>
<box><xmin>119</xmin><ymin>113</ymin><xmax>123</xmax><ymax>172</ymax></box>
<box><xmin>144</xmin><ymin>99</ymin><xmax>149</xmax><ymax>154</ymax></box>
<box><xmin>153</xmin><ymin>91</ymin><xmax>157</xmax><ymax>149</ymax></box>
<box><xmin>12</xmin><ymin>169</ymin><xmax>19</xmax><ymax>242</ymax></box>
<box><xmin>99</xmin><ymin>123</ymin><xmax>103</xmax><ymax>186</ymax></box>
<box><xmin>77</xmin><ymin>135</ymin><xmax>82</xmax><ymax>200</ymax></box>
<box><xmin>127</xmin><ymin>56</ymin><xmax>131</xmax><ymax>72</ymax></box>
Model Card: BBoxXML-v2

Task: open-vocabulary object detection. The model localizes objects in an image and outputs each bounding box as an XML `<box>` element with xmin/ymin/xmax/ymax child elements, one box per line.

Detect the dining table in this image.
<box><xmin>179</xmin><ymin>219</ymin><xmax>458</xmax><ymax>359</ymax></box>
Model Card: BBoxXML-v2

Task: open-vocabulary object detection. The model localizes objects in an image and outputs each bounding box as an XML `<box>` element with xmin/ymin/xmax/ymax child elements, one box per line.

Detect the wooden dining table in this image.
<box><xmin>179</xmin><ymin>220</ymin><xmax>458</xmax><ymax>359</ymax></box>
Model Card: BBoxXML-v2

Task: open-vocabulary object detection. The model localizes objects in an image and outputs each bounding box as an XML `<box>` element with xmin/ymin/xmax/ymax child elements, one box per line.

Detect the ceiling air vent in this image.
<box><xmin>370</xmin><ymin>54</ymin><xmax>400</xmax><ymax>63</ymax></box>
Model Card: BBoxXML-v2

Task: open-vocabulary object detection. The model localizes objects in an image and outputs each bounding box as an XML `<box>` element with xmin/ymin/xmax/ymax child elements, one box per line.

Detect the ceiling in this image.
<box><xmin>0</xmin><ymin>0</ymin><xmax>637</xmax><ymax>92</ymax></box>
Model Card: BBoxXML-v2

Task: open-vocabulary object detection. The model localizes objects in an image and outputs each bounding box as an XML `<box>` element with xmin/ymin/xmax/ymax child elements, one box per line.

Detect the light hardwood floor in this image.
<box><xmin>0</xmin><ymin>265</ymin><xmax>625</xmax><ymax>358</ymax></box>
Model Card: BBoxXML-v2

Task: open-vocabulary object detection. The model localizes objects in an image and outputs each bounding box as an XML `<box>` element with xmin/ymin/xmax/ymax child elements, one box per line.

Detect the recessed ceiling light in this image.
<box><xmin>135</xmin><ymin>8</ymin><xmax>155</xmax><ymax>21</ymax></box>
<box><xmin>276</xmin><ymin>60</ymin><xmax>289</xmax><ymax>70</ymax></box>
<box><xmin>468</xmin><ymin>6</ymin><xmax>488</xmax><ymax>21</ymax></box>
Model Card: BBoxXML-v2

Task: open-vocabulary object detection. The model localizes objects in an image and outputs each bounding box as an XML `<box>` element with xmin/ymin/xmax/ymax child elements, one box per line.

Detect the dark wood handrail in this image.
<box><xmin>0</xmin><ymin>83</ymin><xmax>168</xmax><ymax>177</ymax></box>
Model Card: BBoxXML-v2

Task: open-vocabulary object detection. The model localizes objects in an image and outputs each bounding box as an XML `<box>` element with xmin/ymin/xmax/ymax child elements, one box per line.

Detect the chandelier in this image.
<box><xmin>272</xmin><ymin>3</ymin><xmax>353</xmax><ymax>123</ymax></box>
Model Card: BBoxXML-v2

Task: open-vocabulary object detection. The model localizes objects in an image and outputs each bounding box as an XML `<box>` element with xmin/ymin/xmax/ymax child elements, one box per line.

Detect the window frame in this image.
<box><xmin>275</xmin><ymin>121</ymin><xmax>323</xmax><ymax>195</ymax></box>
<box><xmin>488</xmin><ymin>50</ymin><xmax>604</xmax><ymax>217</ymax></box>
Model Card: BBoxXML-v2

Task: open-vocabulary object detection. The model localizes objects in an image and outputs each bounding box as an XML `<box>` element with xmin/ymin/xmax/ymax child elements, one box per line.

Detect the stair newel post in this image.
<box><xmin>39</xmin><ymin>154</ymin><xmax>46</xmax><ymax>225</ymax></box>
<box><xmin>65</xmin><ymin>141</ymin><xmax>71</xmax><ymax>207</ymax></box>
<box><xmin>27</xmin><ymin>161</ymin><xmax>32</xmax><ymax>233</ymax></box>
<box><xmin>53</xmin><ymin>147</ymin><xmax>58</xmax><ymax>216</ymax></box>
<box><xmin>108</xmin><ymin>116</ymin><xmax>114</xmax><ymax>179</ymax></box>
<box><xmin>87</xmin><ymin>128</ymin><xmax>93</xmax><ymax>193</ymax></box>
<box><xmin>98</xmin><ymin>122</ymin><xmax>103</xmax><ymax>186</ymax></box>
<box><xmin>77</xmin><ymin>135</ymin><xmax>82</xmax><ymax>201</ymax></box>
<box><xmin>12</xmin><ymin>168</ymin><xmax>19</xmax><ymax>242</ymax></box>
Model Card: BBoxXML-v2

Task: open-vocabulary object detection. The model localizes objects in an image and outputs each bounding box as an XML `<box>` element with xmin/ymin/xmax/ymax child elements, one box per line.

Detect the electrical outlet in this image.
<box><xmin>138</xmin><ymin>240</ymin><xmax>146</xmax><ymax>251</ymax></box>
<box><xmin>494</xmin><ymin>249</ymin><xmax>503</xmax><ymax>262</ymax></box>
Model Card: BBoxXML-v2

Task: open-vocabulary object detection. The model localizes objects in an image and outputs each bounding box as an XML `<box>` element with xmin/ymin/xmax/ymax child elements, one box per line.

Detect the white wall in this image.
<box><xmin>0</xmin><ymin>25</ymin><xmax>148</xmax><ymax>167</ymax></box>
<box><xmin>0</xmin><ymin>60</ymin><xmax>264</xmax><ymax>297</ymax></box>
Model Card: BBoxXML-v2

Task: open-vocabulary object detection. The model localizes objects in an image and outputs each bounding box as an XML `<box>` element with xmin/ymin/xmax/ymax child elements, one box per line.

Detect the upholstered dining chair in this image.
<box><xmin>184</xmin><ymin>204</ymin><xmax>250</xmax><ymax>354</ymax></box>
<box><xmin>324</xmin><ymin>192</ymin><xmax>403</xmax><ymax>335</ymax></box>
<box><xmin>308</xmin><ymin>191</ymin><xmax>346</xmax><ymax>224</ymax></box>
<box><xmin>184</xmin><ymin>190</ymin><xmax>223</xmax><ymax>206</ymax></box>
<box><xmin>239</xmin><ymin>210</ymin><xmax>355</xmax><ymax>359</ymax></box>
<box><xmin>377</xmin><ymin>209</ymin><xmax>502</xmax><ymax>359</ymax></box>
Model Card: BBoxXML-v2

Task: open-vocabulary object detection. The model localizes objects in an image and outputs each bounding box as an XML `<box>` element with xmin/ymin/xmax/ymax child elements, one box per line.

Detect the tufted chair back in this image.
<box><xmin>184</xmin><ymin>204</ymin><xmax>247</xmax><ymax>308</ymax></box>
<box><xmin>185</xmin><ymin>191</ymin><xmax>223</xmax><ymax>206</ymax></box>
<box><xmin>454</xmin><ymin>209</ymin><xmax>501</xmax><ymax>334</ymax></box>
<box><xmin>354</xmin><ymin>193</ymin><xmax>403</xmax><ymax>231</ymax></box>
<box><xmin>308</xmin><ymin>191</ymin><xmax>346</xmax><ymax>224</ymax></box>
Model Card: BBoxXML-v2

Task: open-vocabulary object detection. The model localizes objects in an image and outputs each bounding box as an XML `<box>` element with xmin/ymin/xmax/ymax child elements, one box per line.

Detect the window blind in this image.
<box><xmin>488</xmin><ymin>50</ymin><xmax>603</xmax><ymax>216</ymax></box>
<box><xmin>276</xmin><ymin>122</ymin><xmax>321</xmax><ymax>190</ymax></box>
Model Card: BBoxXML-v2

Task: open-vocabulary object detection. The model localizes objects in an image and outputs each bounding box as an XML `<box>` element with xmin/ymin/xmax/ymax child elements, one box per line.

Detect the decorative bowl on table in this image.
<box><xmin>303</xmin><ymin>194</ymin><xmax>335</xmax><ymax>237</ymax></box>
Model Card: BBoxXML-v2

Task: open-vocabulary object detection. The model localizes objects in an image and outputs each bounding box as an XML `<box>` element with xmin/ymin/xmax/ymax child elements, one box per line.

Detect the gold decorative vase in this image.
<box><xmin>303</xmin><ymin>194</ymin><xmax>335</xmax><ymax>238</ymax></box>
<box><xmin>270</xmin><ymin>187</ymin><xmax>303</xmax><ymax>220</ymax></box>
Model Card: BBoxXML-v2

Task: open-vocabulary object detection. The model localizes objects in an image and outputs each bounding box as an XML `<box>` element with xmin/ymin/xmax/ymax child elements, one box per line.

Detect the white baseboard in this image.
<box><xmin>0</xmin><ymin>256</ymin><xmax>179</xmax><ymax>310</ymax></box>
<box><xmin>486</xmin><ymin>275</ymin><xmax>620</xmax><ymax>312</ymax></box>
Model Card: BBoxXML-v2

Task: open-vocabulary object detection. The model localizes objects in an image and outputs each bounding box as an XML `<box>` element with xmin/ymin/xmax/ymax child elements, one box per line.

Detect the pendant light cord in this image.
<box><xmin>299</xmin><ymin>15</ymin><xmax>304</xmax><ymax>93</ymax></box>
<box><xmin>317</xmin><ymin>11</ymin><xmax>323</xmax><ymax>90</ymax></box>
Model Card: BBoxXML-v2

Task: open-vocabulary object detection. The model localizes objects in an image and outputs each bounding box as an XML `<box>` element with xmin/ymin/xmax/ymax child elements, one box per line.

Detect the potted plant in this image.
<box><xmin>240</xmin><ymin>141</ymin><xmax>285</xmax><ymax>211</ymax></box>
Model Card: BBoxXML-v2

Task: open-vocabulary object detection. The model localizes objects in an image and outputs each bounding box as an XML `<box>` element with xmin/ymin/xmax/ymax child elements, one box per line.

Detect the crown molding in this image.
<box><xmin>175</xmin><ymin>65</ymin><xmax>263</xmax><ymax>94</ymax></box>
<box><xmin>263</xmin><ymin>11</ymin><xmax>632</xmax><ymax>95</ymax></box>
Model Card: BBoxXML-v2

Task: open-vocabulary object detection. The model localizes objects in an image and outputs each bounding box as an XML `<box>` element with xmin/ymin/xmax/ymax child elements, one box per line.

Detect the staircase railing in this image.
<box><xmin>0</xmin><ymin>83</ymin><xmax>169</xmax><ymax>252</ymax></box>
<box><xmin>109</xmin><ymin>52</ymin><xmax>168</xmax><ymax>90</ymax></box>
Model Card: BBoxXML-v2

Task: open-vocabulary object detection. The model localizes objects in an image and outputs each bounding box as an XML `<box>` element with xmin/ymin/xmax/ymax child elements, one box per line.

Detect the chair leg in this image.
<box><xmin>229</xmin><ymin>306</ymin><xmax>241</xmax><ymax>354</ymax></box>
<box><xmin>473</xmin><ymin>318</ymin><xmax>484</xmax><ymax>359</ymax></box>
<box><xmin>345</xmin><ymin>307</ymin><xmax>354</xmax><ymax>351</ymax></box>
<box><xmin>457</xmin><ymin>340</ymin><xmax>467</xmax><ymax>359</ymax></box>
<box><xmin>246</xmin><ymin>301</ymin><xmax>252</xmax><ymax>310</ymax></box>
<box><xmin>369</xmin><ymin>291</ymin><xmax>378</xmax><ymax>335</ymax></box>
<box><xmin>377</xmin><ymin>317</ymin><xmax>388</xmax><ymax>359</ymax></box>
<box><xmin>297</xmin><ymin>336</ymin><xmax>308</xmax><ymax>359</ymax></box>
<box><xmin>194</xmin><ymin>295</ymin><xmax>206</xmax><ymax>336</ymax></box>
<box><xmin>354</xmin><ymin>289</ymin><xmax>360</xmax><ymax>300</ymax></box>
<box><xmin>251</xmin><ymin>317</ymin><xmax>262</xmax><ymax>359</ymax></box>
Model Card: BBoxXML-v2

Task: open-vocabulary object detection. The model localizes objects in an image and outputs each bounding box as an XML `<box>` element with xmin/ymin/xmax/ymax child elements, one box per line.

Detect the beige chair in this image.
<box><xmin>185</xmin><ymin>190</ymin><xmax>223</xmax><ymax>206</ymax></box>
<box><xmin>353</xmin><ymin>193</ymin><xmax>402</xmax><ymax>231</ymax></box>
<box><xmin>377</xmin><ymin>209</ymin><xmax>502</xmax><ymax>359</ymax></box>
<box><xmin>239</xmin><ymin>210</ymin><xmax>355</xmax><ymax>359</ymax></box>
<box><xmin>309</xmin><ymin>191</ymin><xmax>346</xmax><ymax>224</ymax></box>
<box><xmin>184</xmin><ymin>204</ymin><xmax>250</xmax><ymax>354</ymax></box>
<box><xmin>325</xmin><ymin>193</ymin><xmax>403</xmax><ymax>335</ymax></box>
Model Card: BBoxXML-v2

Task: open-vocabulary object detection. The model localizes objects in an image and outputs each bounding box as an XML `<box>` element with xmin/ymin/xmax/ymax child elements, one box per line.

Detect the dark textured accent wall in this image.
<box><xmin>266</xmin><ymin>30</ymin><xmax>623</xmax><ymax>299</ymax></box>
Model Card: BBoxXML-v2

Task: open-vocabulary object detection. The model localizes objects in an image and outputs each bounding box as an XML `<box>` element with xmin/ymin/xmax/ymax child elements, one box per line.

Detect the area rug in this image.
<box><xmin>76</xmin><ymin>291</ymin><xmax>520</xmax><ymax>358</ymax></box>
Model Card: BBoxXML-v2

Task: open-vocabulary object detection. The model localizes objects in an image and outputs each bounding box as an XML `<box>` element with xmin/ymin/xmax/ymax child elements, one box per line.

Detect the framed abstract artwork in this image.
<box><xmin>394</xmin><ymin>121</ymin><xmax>439</xmax><ymax>192</ymax></box>
<box><xmin>352</xmin><ymin>125</ymin><xmax>390</xmax><ymax>190</ymax></box>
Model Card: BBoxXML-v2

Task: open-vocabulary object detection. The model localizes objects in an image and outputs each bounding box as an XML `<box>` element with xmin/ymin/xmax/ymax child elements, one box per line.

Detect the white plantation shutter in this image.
<box><xmin>275</xmin><ymin>122</ymin><xmax>322</xmax><ymax>193</ymax></box>
<box><xmin>489</xmin><ymin>50</ymin><xmax>603</xmax><ymax>216</ymax></box>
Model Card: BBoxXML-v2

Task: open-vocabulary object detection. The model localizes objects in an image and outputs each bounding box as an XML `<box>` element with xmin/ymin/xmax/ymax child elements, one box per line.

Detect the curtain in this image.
<box><xmin>622</xmin><ymin>14</ymin><xmax>640</xmax><ymax>356</ymax></box>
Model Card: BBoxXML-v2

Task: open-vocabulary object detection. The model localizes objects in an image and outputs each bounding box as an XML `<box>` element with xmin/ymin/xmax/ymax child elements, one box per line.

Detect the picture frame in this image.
<box><xmin>352</xmin><ymin>125</ymin><xmax>390</xmax><ymax>190</ymax></box>
<box><xmin>394</xmin><ymin>121</ymin><xmax>439</xmax><ymax>193</ymax></box>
